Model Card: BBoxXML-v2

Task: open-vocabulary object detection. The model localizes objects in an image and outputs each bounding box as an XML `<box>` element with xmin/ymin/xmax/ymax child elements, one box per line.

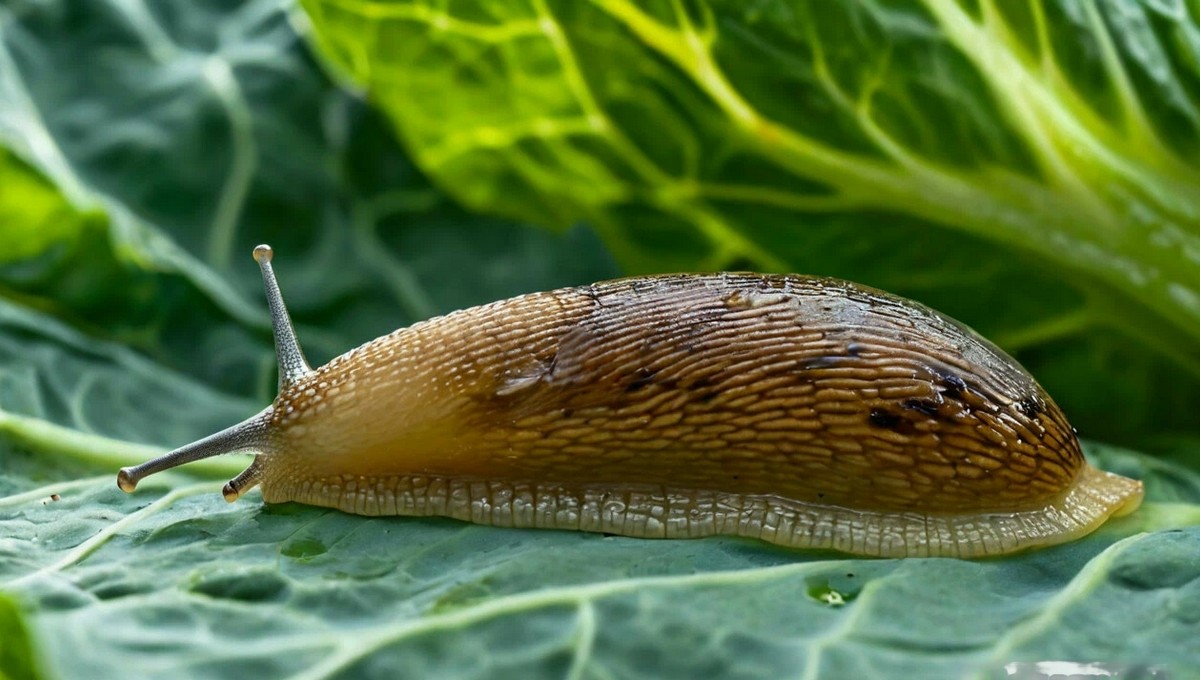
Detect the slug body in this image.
<box><xmin>118</xmin><ymin>246</ymin><xmax>1143</xmax><ymax>558</ymax></box>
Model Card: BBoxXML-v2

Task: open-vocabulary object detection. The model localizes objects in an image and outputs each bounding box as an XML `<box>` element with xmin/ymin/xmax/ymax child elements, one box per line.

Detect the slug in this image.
<box><xmin>117</xmin><ymin>245</ymin><xmax>1143</xmax><ymax>558</ymax></box>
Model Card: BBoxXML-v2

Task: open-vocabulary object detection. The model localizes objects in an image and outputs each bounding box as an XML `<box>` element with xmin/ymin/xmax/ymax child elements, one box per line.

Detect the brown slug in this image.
<box><xmin>117</xmin><ymin>245</ymin><xmax>1143</xmax><ymax>558</ymax></box>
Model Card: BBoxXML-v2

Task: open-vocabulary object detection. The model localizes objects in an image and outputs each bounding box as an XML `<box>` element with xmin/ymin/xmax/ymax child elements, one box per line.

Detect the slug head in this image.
<box><xmin>116</xmin><ymin>244</ymin><xmax>311</xmax><ymax>500</ymax></box>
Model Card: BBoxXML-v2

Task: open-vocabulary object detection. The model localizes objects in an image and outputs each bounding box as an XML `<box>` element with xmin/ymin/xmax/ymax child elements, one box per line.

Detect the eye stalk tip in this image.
<box><xmin>117</xmin><ymin>468</ymin><xmax>138</xmax><ymax>493</ymax></box>
<box><xmin>253</xmin><ymin>244</ymin><xmax>274</xmax><ymax>264</ymax></box>
<box><xmin>222</xmin><ymin>482</ymin><xmax>239</xmax><ymax>503</ymax></box>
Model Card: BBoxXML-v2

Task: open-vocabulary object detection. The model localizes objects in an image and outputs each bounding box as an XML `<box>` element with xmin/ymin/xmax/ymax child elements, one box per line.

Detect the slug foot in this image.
<box><xmin>267</xmin><ymin>467</ymin><xmax>1142</xmax><ymax>558</ymax></box>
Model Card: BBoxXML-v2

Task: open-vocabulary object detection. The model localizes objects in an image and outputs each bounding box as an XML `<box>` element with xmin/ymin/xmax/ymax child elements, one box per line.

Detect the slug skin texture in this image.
<box><xmin>250</xmin><ymin>274</ymin><xmax>1143</xmax><ymax>558</ymax></box>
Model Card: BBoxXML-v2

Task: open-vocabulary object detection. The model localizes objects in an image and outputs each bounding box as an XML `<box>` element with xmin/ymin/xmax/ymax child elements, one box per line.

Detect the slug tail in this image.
<box><xmin>253</xmin><ymin>244</ymin><xmax>312</xmax><ymax>389</ymax></box>
<box><xmin>117</xmin><ymin>409</ymin><xmax>272</xmax><ymax>493</ymax></box>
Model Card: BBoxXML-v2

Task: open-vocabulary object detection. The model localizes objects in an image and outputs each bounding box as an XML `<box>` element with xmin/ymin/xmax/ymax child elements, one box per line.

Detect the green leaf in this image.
<box><xmin>299</xmin><ymin>0</ymin><xmax>1200</xmax><ymax>445</ymax></box>
<box><xmin>0</xmin><ymin>591</ymin><xmax>45</xmax><ymax>680</ymax></box>
<box><xmin>0</xmin><ymin>150</ymin><xmax>96</xmax><ymax>265</ymax></box>
<box><xmin>3</xmin><ymin>439</ymin><xmax>1200</xmax><ymax>678</ymax></box>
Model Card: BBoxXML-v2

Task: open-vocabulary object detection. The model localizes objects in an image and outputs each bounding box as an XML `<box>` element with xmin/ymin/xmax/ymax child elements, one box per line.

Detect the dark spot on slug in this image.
<box><xmin>869</xmin><ymin>409</ymin><xmax>901</xmax><ymax>428</ymax></box>
<box><xmin>1017</xmin><ymin>396</ymin><xmax>1042</xmax><ymax>418</ymax></box>
<box><xmin>934</xmin><ymin>369</ymin><xmax>968</xmax><ymax>400</ymax></box>
<box><xmin>582</xmin><ymin>284</ymin><xmax>611</xmax><ymax>307</ymax></box>
<box><xmin>802</xmin><ymin>356</ymin><xmax>845</xmax><ymax>370</ymax></box>
<box><xmin>902</xmin><ymin>399</ymin><xmax>941</xmax><ymax>417</ymax></box>
<box><xmin>846</xmin><ymin>342</ymin><xmax>864</xmax><ymax>357</ymax></box>
<box><xmin>625</xmin><ymin>369</ymin><xmax>657</xmax><ymax>392</ymax></box>
<box><xmin>689</xmin><ymin>376</ymin><xmax>719</xmax><ymax>403</ymax></box>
